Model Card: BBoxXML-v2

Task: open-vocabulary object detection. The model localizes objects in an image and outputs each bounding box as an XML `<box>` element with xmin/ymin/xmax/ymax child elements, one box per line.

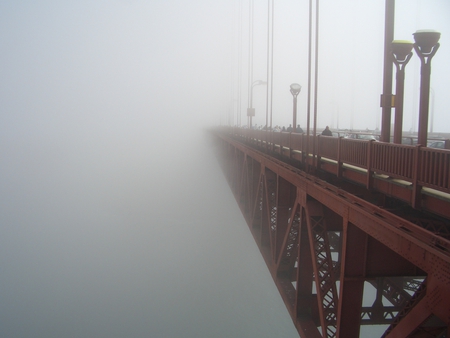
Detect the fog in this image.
<box><xmin>231</xmin><ymin>0</ymin><xmax>450</xmax><ymax>132</ymax></box>
<box><xmin>0</xmin><ymin>1</ymin><xmax>449</xmax><ymax>337</ymax></box>
<box><xmin>0</xmin><ymin>1</ymin><xmax>299</xmax><ymax>337</ymax></box>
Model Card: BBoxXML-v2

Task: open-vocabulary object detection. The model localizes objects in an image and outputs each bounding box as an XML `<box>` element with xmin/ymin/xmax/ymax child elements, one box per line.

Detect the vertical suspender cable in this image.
<box><xmin>269</xmin><ymin>0</ymin><xmax>274</xmax><ymax>129</ymax></box>
<box><xmin>230</xmin><ymin>1</ymin><xmax>236</xmax><ymax>126</ymax></box>
<box><xmin>247</xmin><ymin>0</ymin><xmax>254</xmax><ymax>128</ymax></box>
<box><xmin>238</xmin><ymin>0</ymin><xmax>243</xmax><ymax>126</ymax></box>
<box><xmin>265</xmin><ymin>0</ymin><xmax>270</xmax><ymax>130</ymax></box>
<box><xmin>313</xmin><ymin>0</ymin><xmax>319</xmax><ymax>164</ymax></box>
<box><xmin>307</xmin><ymin>0</ymin><xmax>312</xmax><ymax>158</ymax></box>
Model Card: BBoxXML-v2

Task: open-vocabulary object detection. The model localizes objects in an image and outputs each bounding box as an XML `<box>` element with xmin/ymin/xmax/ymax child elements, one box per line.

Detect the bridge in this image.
<box><xmin>212</xmin><ymin>127</ymin><xmax>450</xmax><ymax>337</ymax></box>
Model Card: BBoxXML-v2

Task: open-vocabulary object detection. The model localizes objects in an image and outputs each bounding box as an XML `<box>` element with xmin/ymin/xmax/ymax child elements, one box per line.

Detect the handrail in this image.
<box><xmin>418</xmin><ymin>147</ymin><xmax>450</xmax><ymax>193</ymax></box>
<box><xmin>371</xmin><ymin>142</ymin><xmax>416</xmax><ymax>180</ymax></box>
<box><xmin>222</xmin><ymin>127</ymin><xmax>450</xmax><ymax>196</ymax></box>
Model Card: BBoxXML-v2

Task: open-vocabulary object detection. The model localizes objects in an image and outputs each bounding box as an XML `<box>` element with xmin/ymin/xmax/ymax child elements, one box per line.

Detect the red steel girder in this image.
<box><xmin>215</xmin><ymin>133</ymin><xmax>450</xmax><ymax>337</ymax></box>
<box><xmin>305</xmin><ymin>200</ymin><xmax>339</xmax><ymax>338</ymax></box>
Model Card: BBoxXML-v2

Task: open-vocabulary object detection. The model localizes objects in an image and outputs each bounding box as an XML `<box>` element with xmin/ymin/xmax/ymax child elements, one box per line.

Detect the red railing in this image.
<box><xmin>418</xmin><ymin>147</ymin><xmax>450</xmax><ymax>192</ymax></box>
<box><xmin>291</xmin><ymin>132</ymin><xmax>304</xmax><ymax>152</ymax></box>
<box><xmin>272</xmin><ymin>131</ymin><xmax>281</xmax><ymax>149</ymax></box>
<box><xmin>371</xmin><ymin>142</ymin><xmax>416</xmax><ymax>180</ymax></box>
<box><xmin>340</xmin><ymin>138</ymin><xmax>369</xmax><ymax>168</ymax></box>
<box><xmin>223</xmin><ymin>127</ymin><xmax>450</xmax><ymax>196</ymax></box>
<box><xmin>318</xmin><ymin>135</ymin><xmax>338</xmax><ymax>160</ymax></box>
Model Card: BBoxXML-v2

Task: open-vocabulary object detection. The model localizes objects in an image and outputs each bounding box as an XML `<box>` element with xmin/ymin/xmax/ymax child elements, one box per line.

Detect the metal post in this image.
<box><xmin>250</xmin><ymin>85</ymin><xmax>254</xmax><ymax>129</ymax></box>
<box><xmin>293</xmin><ymin>96</ymin><xmax>297</xmax><ymax>133</ymax></box>
<box><xmin>248</xmin><ymin>80</ymin><xmax>267</xmax><ymax>130</ymax></box>
<box><xmin>290</xmin><ymin>83</ymin><xmax>302</xmax><ymax>134</ymax></box>
<box><xmin>392</xmin><ymin>41</ymin><xmax>413</xmax><ymax>144</ymax></box>
<box><xmin>307</xmin><ymin>0</ymin><xmax>313</xmax><ymax>162</ymax></box>
<box><xmin>413</xmin><ymin>30</ymin><xmax>440</xmax><ymax>146</ymax></box>
<box><xmin>380</xmin><ymin>0</ymin><xmax>395</xmax><ymax>143</ymax></box>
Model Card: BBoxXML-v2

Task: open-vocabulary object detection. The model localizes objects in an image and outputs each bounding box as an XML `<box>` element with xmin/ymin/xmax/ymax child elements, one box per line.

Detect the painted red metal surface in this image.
<box><xmin>213</xmin><ymin>128</ymin><xmax>450</xmax><ymax>338</ymax></box>
<box><xmin>228</xmin><ymin>127</ymin><xmax>450</xmax><ymax>219</ymax></box>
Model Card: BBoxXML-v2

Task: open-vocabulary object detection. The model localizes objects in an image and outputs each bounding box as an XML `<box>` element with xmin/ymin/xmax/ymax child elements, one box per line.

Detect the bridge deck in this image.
<box><xmin>213</xmin><ymin>127</ymin><xmax>450</xmax><ymax>338</ymax></box>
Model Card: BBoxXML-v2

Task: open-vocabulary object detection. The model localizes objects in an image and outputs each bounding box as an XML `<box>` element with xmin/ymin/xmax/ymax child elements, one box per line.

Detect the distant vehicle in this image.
<box><xmin>428</xmin><ymin>141</ymin><xmax>445</xmax><ymax>149</ymax></box>
<box><xmin>345</xmin><ymin>133</ymin><xmax>379</xmax><ymax>141</ymax></box>
<box><xmin>344</xmin><ymin>133</ymin><xmax>357</xmax><ymax>139</ymax></box>
<box><xmin>401</xmin><ymin>137</ymin><xmax>417</xmax><ymax>145</ymax></box>
<box><xmin>358</xmin><ymin>134</ymin><xmax>379</xmax><ymax>141</ymax></box>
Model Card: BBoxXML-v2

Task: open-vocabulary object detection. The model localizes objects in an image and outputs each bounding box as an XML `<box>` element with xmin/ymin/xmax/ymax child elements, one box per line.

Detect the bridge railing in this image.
<box><xmin>290</xmin><ymin>132</ymin><xmax>304</xmax><ymax>152</ymax></box>
<box><xmin>371</xmin><ymin>142</ymin><xmax>416</xmax><ymax>180</ymax></box>
<box><xmin>223</xmin><ymin>127</ymin><xmax>450</xmax><ymax>196</ymax></box>
<box><xmin>317</xmin><ymin>135</ymin><xmax>339</xmax><ymax>160</ymax></box>
<box><xmin>419</xmin><ymin>147</ymin><xmax>450</xmax><ymax>192</ymax></box>
<box><xmin>340</xmin><ymin>138</ymin><xmax>369</xmax><ymax>168</ymax></box>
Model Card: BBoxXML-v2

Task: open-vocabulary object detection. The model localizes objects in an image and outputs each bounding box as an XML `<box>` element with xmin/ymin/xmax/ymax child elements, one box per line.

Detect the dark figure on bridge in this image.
<box><xmin>286</xmin><ymin>124</ymin><xmax>293</xmax><ymax>132</ymax></box>
<box><xmin>321</xmin><ymin>126</ymin><xmax>333</xmax><ymax>136</ymax></box>
<box><xmin>296</xmin><ymin>124</ymin><xmax>304</xmax><ymax>133</ymax></box>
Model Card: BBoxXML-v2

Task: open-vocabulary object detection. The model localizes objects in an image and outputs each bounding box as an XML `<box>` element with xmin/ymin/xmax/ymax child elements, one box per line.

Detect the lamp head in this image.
<box><xmin>392</xmin><ymin>40</ymin><xmax>413</xmax><ymax>61</ymax></box>
<box><xmin>413</xmin><ymin>29</ymin><xmax>441</xmax><ymax>54</ymax></box>
<box><xmin>290</xmin><ymin>83</ymin><xmax>301</xmax><ymax>96</ymax></box>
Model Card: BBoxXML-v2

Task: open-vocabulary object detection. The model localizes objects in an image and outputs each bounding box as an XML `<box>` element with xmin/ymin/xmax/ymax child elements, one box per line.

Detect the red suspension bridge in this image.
<box><xmin>212</xmin><ymin>127</ymin><xmax>450</xmax><ymax>337</ymax></box>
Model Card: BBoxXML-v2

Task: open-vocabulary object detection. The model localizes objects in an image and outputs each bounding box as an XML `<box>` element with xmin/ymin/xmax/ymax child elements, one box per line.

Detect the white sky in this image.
<box><xmin>0</xmin><ymin>1</ymin><xmax>448</xmax><ymax>337</ymax></box>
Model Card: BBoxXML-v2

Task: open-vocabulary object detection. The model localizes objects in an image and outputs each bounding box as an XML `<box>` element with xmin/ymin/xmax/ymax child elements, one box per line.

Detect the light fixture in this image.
<box><xmin>392</xmin><ymin>40</ymin><xmax>413</xmax><ymax>61</ymax></box>
<box><xmin>290</xmin><ymin>83</ymin><xmax>301</xmax><ymax>96</ymax></box>
<box><xmin>413</xmin><ymin>29</ymin><xmax>441</xmax><ymax>54</ymax></box>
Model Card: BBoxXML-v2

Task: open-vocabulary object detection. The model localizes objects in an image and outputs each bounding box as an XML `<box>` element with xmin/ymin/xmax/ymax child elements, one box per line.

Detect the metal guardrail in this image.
<box><xmin>371</xmin><ymin>142</ymin><xmax>416</xmax><ymax>180</ymax></box>
<box><xmin>419</xmin><ymin>147</ymin><xmax>450</xmax><ymax>191</ymax></box>
<box><xmin>222</xmin><ymin>127</ymin><xmax>450</xmax><ymax>196</ymax></box>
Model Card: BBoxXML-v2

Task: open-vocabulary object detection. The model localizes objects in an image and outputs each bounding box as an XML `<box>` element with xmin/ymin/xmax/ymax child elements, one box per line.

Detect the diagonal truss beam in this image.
<box><xmin>305</xmin><ymin>200</ymin><xmax>339</xmax><ymax>338</ymax></box>
<box><xmin>215</xmin><ymin>133</ymin><xmax>450</xmax><ymax>337</ymax></box>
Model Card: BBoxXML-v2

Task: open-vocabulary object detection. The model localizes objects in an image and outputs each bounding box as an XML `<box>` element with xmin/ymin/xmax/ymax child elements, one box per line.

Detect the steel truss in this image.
<box><xmin>215</xmin><ymin>133</ymin><xmax>450</xmax><ymax>338</ymax></box>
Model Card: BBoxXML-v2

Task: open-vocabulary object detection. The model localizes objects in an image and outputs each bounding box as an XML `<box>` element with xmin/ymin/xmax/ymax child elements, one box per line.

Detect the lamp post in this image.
<box><xmin>379</xmin><ymin>0</ymin><xmax>395</xmax><ymax>143</ymax></box>
<box><xmin>413</xmin><ymin>29</ymin><xmax>440</xmax><ymax>146</ymax></box>
<box><xmin>248</xmin><ymin>80</ymin><xmax>267</xmax><ymax>129</ymax></box>
<box><xmin>392</xmin><ymin>40</ymin><xmax>413</xmax><ymax>144</ymax></box>
<box><xmin>430</xmin><ymin>87</ymin><xmax>435</xmax><ymax>133</ymax></box>
<box><xmin>290</xmin><ymin>83</ymin><xmax>302</xmax><ymax>133</ymax></box>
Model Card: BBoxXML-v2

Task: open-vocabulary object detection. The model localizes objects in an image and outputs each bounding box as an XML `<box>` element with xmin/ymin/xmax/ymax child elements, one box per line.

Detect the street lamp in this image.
<box><xmin>413</xmin><ymin>29</ymin><xmax>440</xmax><ymax>146</ymax></box>
<box><xmin>290</xmin><ymin>83</ymin><xmax>302</xmax><ymax>133</ymax></box>
<box><xmin>248</xmin><ymin>80</ymin><xmax>267</xmax><ymax>129</ymax></box>
<box><xmin>392</xmin><ymin>40</ymin><xmax>413</xmax><ymax>144</ymax></box>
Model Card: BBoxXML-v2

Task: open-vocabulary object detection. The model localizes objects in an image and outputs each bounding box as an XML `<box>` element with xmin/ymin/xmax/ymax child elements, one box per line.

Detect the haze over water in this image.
<box><xmin>1</xmin><ymin>1</ymin><xmax>449</xmax><ymax>337</ymax></box>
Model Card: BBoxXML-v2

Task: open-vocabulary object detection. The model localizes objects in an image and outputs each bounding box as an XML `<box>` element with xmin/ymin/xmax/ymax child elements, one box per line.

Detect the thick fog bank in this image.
<box><xmin>0</xmin><ymin>125</ymin><xmax>297</xmax><ymax>337</ymax></box>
